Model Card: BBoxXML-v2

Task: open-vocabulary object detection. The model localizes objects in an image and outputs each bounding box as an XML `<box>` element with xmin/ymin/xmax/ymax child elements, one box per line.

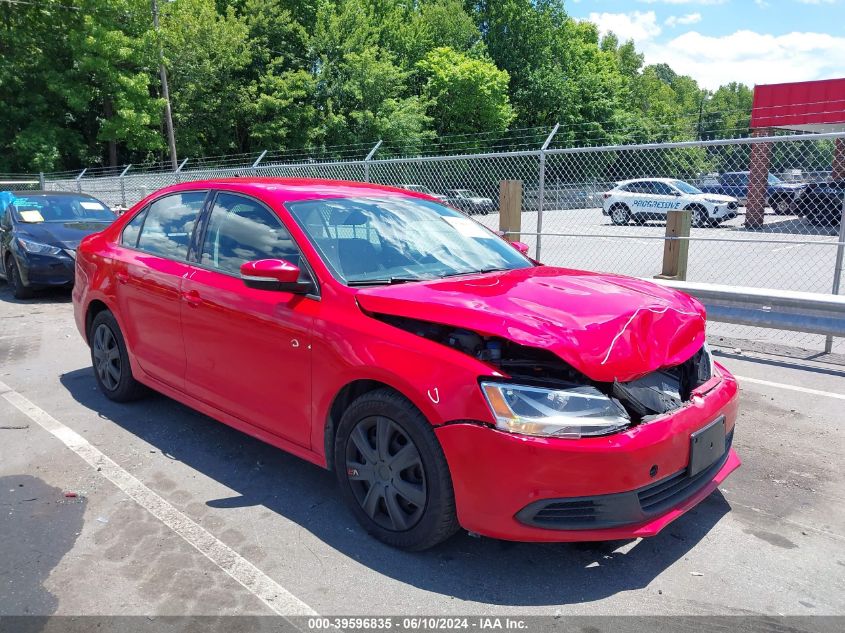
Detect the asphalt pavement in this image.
<box><xmin>1</xmin><ymin>284</ymin><xmax>844</xmax><ymax>620</ymax></box>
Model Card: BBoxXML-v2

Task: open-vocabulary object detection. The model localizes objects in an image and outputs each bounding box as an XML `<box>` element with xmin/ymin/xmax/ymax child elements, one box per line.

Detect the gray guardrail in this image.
<box><xmin>649</xmin><ymin>279</ymin><xmax>845</xmax><ymax>339</ymax></box>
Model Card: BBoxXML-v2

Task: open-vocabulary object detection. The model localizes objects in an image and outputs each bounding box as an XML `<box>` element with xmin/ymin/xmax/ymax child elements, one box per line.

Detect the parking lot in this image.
<box><xmin>1</xmin><ymin>284</ymin><xmax>844</xmax><ymax>620</ymax></box>
<box><xmin>475</xmin><ymin>205</ymin><xmax>845</xmax><ymax>353</ymax></box>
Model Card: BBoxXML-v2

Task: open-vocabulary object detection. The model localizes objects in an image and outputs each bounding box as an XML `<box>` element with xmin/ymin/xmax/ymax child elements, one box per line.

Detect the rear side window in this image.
<box><xmin>136</xmin><ymin>192</ymin><xmax>206</xmax><ymax>260</ymax></box>
<box><xmin>200</xmin><ymin>193</ymin><xmax>300</xmax><ymax>276</ymax></box>
<box><xmin>121</xmin><ymin>209</ymin><xmax>147</xmax><ymax>247</ymax></box>
<box><xmin>626</xmin><ymin>182</ymin><xmax>653</xmax><ymax>194</ymax></box>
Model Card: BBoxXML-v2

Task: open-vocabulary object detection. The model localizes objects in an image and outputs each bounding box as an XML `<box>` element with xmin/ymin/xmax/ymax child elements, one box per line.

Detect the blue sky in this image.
<box><xmin>567</xmin><ymin>0</ymin><xmax>845</xmax><ymax>89</ymax></box>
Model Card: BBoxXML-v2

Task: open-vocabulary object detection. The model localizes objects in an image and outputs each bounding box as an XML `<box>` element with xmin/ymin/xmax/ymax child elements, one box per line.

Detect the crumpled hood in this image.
<box><xmin>356</xmin><ymin>266</ymin><xmax>706</xmax><ymax>382</ymax></box>
<box><xmin>20</xmin><ymin>221</ymin><xmax>111</xmax><ymax>250</ymax></box>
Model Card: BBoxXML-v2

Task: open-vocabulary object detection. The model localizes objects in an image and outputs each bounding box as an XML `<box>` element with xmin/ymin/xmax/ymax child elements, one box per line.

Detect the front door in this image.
<box><xmin>650</xmin><ymin>181</ymin><xmax>683</xmax><ymax>218</ymax></box>
<box><xmin>182</xmin><ymin>192</ymin><xmax>315</xmax><ymax>447</ymax></box>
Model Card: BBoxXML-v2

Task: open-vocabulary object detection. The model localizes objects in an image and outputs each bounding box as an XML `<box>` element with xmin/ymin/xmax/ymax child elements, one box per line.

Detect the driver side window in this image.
<box><xmin>200</xmin><ymin>193</ymin><xmax>301</xmax><ymax>276</ymax></box>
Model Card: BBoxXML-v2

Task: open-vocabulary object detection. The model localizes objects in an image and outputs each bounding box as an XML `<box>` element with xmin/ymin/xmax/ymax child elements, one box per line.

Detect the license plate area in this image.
<box><xmin>689</xmin><ymin>416</ymin><xmax>726</xmax><ymax>477</ymax></box>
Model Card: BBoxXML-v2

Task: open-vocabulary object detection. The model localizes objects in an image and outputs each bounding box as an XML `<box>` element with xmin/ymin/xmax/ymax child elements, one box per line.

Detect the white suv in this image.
<box><xmin>602</xmin><ymin>178</ymin><xmax>739</xmax><ymax>227</ymax></box>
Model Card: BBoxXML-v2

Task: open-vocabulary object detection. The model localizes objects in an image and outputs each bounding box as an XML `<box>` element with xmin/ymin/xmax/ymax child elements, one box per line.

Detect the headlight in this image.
<box><xmin>480</xmin><ymin>382</ymin><xmax>630</xmax><ymax>439</ymax></box>
<box><xmin>704</xmin><ymin>198</ymin><xmax>725</xmax><ymax>204</ymax></box>
<box><xmin>17</xmin><ymin>237</ymin><xmax>63</xmax><ymax>256</ymax></box>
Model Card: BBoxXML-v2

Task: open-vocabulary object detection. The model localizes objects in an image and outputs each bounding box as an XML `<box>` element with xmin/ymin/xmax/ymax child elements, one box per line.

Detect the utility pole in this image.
<box><xmin>152</xmin><ymin>0</ymin><xmax>178</xmax><ymax>170</ymax></box>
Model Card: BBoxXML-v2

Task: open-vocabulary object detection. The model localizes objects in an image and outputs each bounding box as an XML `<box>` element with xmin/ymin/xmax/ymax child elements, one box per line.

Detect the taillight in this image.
<box><xmin>603</xmin><ymin>192</ymin><xmax>611</xmax><ymax>199</ymax></box>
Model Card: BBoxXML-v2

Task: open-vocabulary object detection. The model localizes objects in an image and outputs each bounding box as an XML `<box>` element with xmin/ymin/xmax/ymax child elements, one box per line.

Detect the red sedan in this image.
<box><xmin>72</xmin><ymin>179</ymin><xmax>740</xmax><ymax>550</ymax></box>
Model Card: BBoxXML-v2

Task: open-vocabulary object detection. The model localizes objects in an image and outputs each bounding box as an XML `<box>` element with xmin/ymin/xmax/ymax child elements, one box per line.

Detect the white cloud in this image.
<box><xmin>795</xmin><ymin>0</ymin><xmax>837</xmax><ymax>5</ymax></box>
<box><xmin>588</xmin><ymin>10</ymin><xmax>661</xmax><ymax>45</ymax></box>
<box><xmin>643</xmin><ymin>30</ymin><xmax>845</xmax><ymax>89</ymax></box>
<box><xmin>665</xmin><ymin>12</ymin><xmax>702</xmax><ymax>27</ymax></box>
<box><xmin>588</xmin><ymin>11</ymin><xmax>845</xmax><ymax>89</ymax></box>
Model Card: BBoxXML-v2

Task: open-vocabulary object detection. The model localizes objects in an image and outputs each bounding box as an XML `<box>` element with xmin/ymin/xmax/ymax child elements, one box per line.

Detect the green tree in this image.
<box><xmin>417</xmin><ymin>47</ymin><xmax>514</xmax><ymax>140</ymax></box>
<box><xmin>158</xmin><ymin>0</ymin><xmax>251</xmax><ymax>157</ymax></box>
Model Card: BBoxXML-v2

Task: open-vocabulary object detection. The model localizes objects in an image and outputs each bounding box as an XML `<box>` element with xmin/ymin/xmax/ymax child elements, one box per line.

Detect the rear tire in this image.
<box><xmin>334</xmin><ymin>388</ymin><xmax>459</xmax><ymax>551</ymax></box>
<box><xmin>7</xmin><ymin>257</ymin><xmax>34</xmax><ymax>299</ymax></box>
<box><xmin>609</xmin><ymin>203</ymin><xmax>630</xmax><ymax>226</ymax></box>
<box><xmin>89</xmin><ymin>310</ymin><xmax>147</xmax><ymax>402</ymax></box>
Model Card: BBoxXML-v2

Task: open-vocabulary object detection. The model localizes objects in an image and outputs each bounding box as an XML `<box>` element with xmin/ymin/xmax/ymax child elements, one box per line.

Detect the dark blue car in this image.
<box><xmin>0</xmin><ymin>191</ymin><xmax>116</xmax><ymax>298</ymax></box>
<box><xmin>699</xmin><ymin>171</ymin><xmax>805</xmax><ymax>215</ymax></box>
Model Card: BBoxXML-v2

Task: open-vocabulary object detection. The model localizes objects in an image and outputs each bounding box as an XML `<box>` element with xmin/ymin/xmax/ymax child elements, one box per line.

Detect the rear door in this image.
<box><xmin>181</xmin><ymin>191</ymin><xmax>316</xmax><ymax>447</ymax></box>
<box><xmin>114</xmin><ymin>191</ymin><xmax>208</xmax><ymax>390</ymax></box>
<box><xmin>627</xmin><ymin>181</ymin><xmax>659</xmax><ymax>216</ymax></box>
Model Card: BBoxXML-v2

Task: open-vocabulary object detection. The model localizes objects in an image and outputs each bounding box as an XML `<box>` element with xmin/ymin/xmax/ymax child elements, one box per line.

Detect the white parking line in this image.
<box><xmin>735</xmin><ymin>375</ymin><xmax>845</xmax><ymax>400</ymax></box>
<box><xmin>0</xmin><ymin>379</ymin><xmax>318</xmax><ymax>618</ymax></box>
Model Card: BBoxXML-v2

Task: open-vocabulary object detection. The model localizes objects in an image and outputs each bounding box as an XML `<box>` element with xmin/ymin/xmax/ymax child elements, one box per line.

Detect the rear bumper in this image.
<box><xmin>435</xmin><ymin>368</ymin><xmax>740</xmax><ymax>542</ymax></box>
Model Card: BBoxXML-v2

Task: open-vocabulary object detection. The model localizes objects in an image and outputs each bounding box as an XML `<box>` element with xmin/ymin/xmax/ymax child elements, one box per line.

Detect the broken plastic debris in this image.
<box><xmin>690</xmin><ymin>572</ymin><xmax>704</xmax><ymax>577</ymax></box>
<box><xmin>97</xmin><ymin>516</ymin><xmax>109</xmax><ymax>524</ymax></box>
<box><xmin>64</xmin><ymin>492</ymin><xmax>77</xmax><ymax>498</ymax></box>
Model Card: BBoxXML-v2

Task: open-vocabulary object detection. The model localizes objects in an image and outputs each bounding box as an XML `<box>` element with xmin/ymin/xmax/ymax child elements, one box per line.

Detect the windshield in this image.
<box><xmin>767</xmin><ymin>174</ymin><xmax>783</xmax><ymax>185</ymax></box>
<box><xmin>10</xmin><ymin>194</ymin><xmax>115</xmax><ymax>223</ymax></box>
<box><xmin>286</xmin><ymin>196</ymin><xmax>532</xmax><ymax>285</ymax></box>
<box><xmin>671</xmin><ymin>180</ymin><xmax>703</xmax><ymax>195</ymax></box>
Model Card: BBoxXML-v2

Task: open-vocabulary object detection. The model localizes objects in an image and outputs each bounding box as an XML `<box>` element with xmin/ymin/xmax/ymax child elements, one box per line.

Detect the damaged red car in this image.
<box><xmin>72</xmin><ymin>179</ymin><xmax>740</xmax><ymax>550</ymax></box>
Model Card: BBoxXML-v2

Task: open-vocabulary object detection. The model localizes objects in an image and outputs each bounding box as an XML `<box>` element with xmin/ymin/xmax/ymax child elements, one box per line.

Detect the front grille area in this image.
<box><xmin>515</xmin><ymin>429</ymin><xmax>734</xmax><ymax>530</ymax></box>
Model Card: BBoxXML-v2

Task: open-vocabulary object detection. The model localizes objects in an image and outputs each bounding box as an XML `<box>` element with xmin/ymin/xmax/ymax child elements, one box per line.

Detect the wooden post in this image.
<box><xmin>745</xmin><ymin>128</ymin><xmax>771</xmax><ymax>229</ymax></box>
<box><xmin>655</xmin><ymin>209</ymin><xmax>691</xmax><ymax>281</ymax></box>
<box><xmin>499</xmin><ymin>180</ymin><xmax>522</xmax><ymax>242</ymax></box>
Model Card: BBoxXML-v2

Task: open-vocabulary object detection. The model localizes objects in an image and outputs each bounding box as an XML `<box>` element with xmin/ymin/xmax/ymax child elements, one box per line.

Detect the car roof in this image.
<box><xmin>144</xmin><ymin>178</ymin><xmax>433</xmax><ymax>205</ymax></box>
<box><xmin>616</xmin><ymin>178</ymin><xmax>679</xmax><ymax>186</ymax></box>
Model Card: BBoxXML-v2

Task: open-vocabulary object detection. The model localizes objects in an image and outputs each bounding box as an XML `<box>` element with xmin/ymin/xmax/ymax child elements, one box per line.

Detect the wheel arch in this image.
<box><xmin>84</xmin><ymin>299</ymin><xmax>112</xmax><ymax>343</ymax></box>
<box><xmin>323</xmin><ymin>379</ymin><xmax>412</xmax><ymax>471</ymax></box>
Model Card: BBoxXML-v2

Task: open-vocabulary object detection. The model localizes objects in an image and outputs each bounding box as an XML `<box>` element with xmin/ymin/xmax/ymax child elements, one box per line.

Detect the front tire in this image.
<box><xmin>689</xmin><ymin>205</ymin><xmax>709</xmax><ymax>228</ymax></box>
<box><xmin>771</xmin><ymin>196</ymin><xmax>792</xmax><ymax>215</ymax></box>
<box><xmin>334</xmin><ymin>389</ymin><xmax>459</xmax><ymax>550</ymax></box>
<box><xmin>89</xmin><ymin>310</ymin><xmax>147</xmax><ymax>402</ymax></box>
<box><xmin>7</xmin><ymin>257</ymin><xmax>34</xmax><ymax>299</ymax></box>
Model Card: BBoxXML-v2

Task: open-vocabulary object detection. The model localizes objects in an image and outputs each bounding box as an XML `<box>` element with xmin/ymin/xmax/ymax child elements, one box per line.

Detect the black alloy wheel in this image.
<box><xmin>92</xmin><ymin>323</ymin><xmax>121</xmax><ymax>391</ymax></box>
<box><xmin>88</xmin><ymin>310</ymin><xmax>147</xmax><ymax>402</ymax></box>
<box><xmin>345</xmin><ymin>415</ymin><xmax>427</xmax><ymax>532</ymax></box>
<box><xmin>334</xmin><ymin>389</ymin><xmax>459</xmax><ymax>550</ymax></box>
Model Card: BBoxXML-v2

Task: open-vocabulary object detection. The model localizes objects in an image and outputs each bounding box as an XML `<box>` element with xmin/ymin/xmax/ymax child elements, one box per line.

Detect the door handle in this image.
<box><xmin>116</xmin><ymin>272</ymin><xmax>129</xmax><ymax>284</ymax></box>
<box><xmin>183</xmin><ymin>290</ymin><xmax>202</xmax><ymax>307</ymax></box>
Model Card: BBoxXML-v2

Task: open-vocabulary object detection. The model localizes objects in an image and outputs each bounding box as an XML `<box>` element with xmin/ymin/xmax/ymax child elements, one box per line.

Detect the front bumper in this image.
<box><xmin>435</xmin><ymin>367</ymin><xmax>740</xmax><ymax>542</ymax></box>
<box><xmin>16</xmin><ymin>251</ymin><xmax>76</xmax><ymax>287</ymax></box>
<box><xmin>710</xmin><ymin>203</ymin><xmax>738</xmax><ymax>220</ymax></box>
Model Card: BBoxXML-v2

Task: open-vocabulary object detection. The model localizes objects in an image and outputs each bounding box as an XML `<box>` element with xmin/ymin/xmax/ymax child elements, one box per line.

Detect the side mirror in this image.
<box><xmin>510</xmin><ymin>241</ymin><xmax>530</xmax><ymax>256</ymax></box>
<box><xmin>240</xmin><ymin>259</ymin><xmax>310</xmax><ymax>293</ymax></box>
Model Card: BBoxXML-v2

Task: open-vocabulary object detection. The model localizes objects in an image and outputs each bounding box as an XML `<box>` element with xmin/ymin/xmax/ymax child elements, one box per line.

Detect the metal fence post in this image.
<box><xmin>251</xmin><ymin>150</ymin><xmax>267</xmax><ymax>175</ymax></box>
<box><xmin>825</xmin><ymin>195</ymin><xmax>845</xmax><ymax>353</ymax></box>
<box><xmin>118</xmin><ymin>164</ymin><xmax>132</xmax><ymax>208</ymax></box>
<box><xmin>38</xmin><ymin>172</ymin><xmax>45</xmax><ymax>190</ymax></box>
<box><xmin>174</xmin><ymin>157</ymin><xmax>188</xmax><ymax>183</ymax></box>
<box><xmin>655</xmin><ymin>210</ymin><xmax>691</xmax><ymax>281</ymax></box>
<box><xmin>535</xmin><ymin>124</ymin><xmax>559</xmax><ymax>261</ymax></box>
<box><xmin>74</xmin><ymin>168</ymin><xmax>87</xmax><ymax>193</ymax></box>
<box><xmin>364</xmin><ymin>140</ymin><xmax>382</xmax><ymax>182</ymax></box>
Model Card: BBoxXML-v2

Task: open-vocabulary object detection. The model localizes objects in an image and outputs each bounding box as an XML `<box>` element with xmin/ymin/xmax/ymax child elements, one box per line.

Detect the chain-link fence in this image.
<box><xmin>39</xmin><ymin>131</ymin><xmax>845</xmax><ymax>354</ymax></box>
